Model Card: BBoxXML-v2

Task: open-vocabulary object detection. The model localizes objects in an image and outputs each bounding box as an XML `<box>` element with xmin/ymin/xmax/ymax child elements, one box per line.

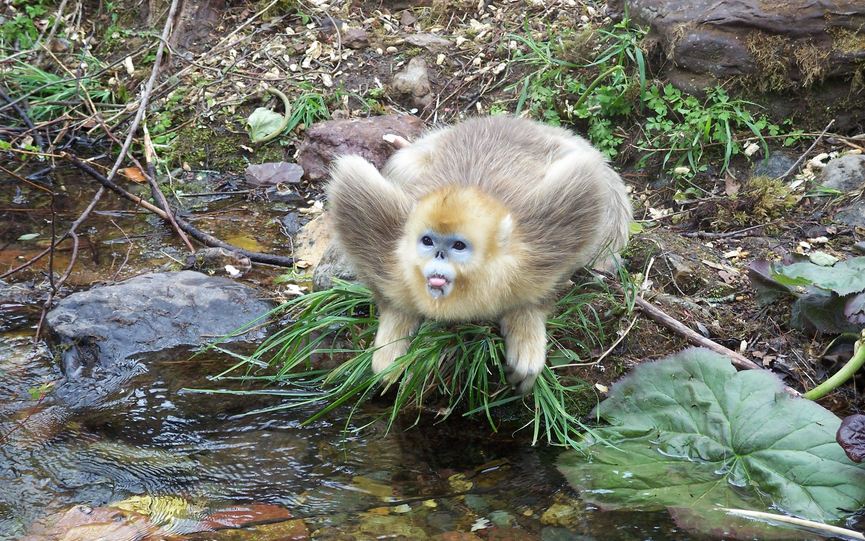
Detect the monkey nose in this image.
<box><xmin>435</xmin><ymin>251</ymin><xmax>445</xmax><ymax>260</ymax></box>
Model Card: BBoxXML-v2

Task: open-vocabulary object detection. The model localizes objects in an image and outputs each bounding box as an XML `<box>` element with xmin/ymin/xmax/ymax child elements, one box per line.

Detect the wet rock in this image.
<box><xmin>752</xmin><ymin>152</ymin><xmax>797</xmax><ymax>179</ymax></box>
<box><xmin>835</xmin><ymin>202</ymin><xmax>865</xmax><ymax>228</ymax></box>
<box><xmin>297</xmin><ymin>114</ymin><xmax>424</xmax><ymax>181</ymax></box>
<box><xmin>342</xmin><ymin>27</ymin><xmax>369</xmax><ymax>49</ymax></box>
<box><xmin>391</xmin><ymin>57</ymin><xmax>434</xmax><ymax>108</ymax></box>
<box><xmin>22</xmin><ymin>505</ymin><xmax>157</xmax><ymax>541</ymax></box>
<box><xmin>244</xmin><ymin>161</ymin><xmax>304</xmax><ymax>187</ymax></box>
<box><xmin>432</xmin><ymin>533</ymin><xmax>482</xmax><ymax>541</ymax></box>
<box><xmin>405</xmin><ymin>33</ymin><xmax>452</xmax><ymax>50</ymax></box>
<box><xmin>358</xmin><ymin>513</ymin><xmax>428</xmax><ymax>539</ymax></box>
<box><xmin>820</xmin><ymin>154</ymin><xmax>865</xmax><ymax>192</ymax></box>
<box><xmin>281</xmin><ymin>211</ymin><xmax>302</xmax><ymax>238</ymax></box>
<box><xmin>185</xmin><ymin>247</ymin><xmax>252</xmax><ymax>278</ymax></box>
<box><xmin>46</xmin><ymin>271</ymin><xmax>272</xmax><ymax>408</ymax></box>
<box><xmin>540</xmin><ymin>502</ymin><xmax>581</xmax><ymax>528</ymax></box>
<box><xmin>313</xmin><ymin>243</ymin><xmax>357</xmax><ymax>291</ymax></box>
<box><xmin>265</xmin><ymin>184</ymin><xmax>305</xmax><ymax>204</ymax></box>
<box><xmin>488</xmin><ymin>510</ymin><xmax>517</xmax><ymax>528</ymax></box>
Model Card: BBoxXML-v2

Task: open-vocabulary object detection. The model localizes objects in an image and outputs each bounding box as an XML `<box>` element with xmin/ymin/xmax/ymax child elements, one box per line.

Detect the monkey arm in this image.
<box><xmin>371</xmin><ymin>307</ymin><xmax>421</xmax><ymax>378</ymax></box>
<box><xmin>521</xmin><ymin>151</ymin><xmax>632</xmax><ymax>273</ymax></box>
<box><xmin>500</xmin><ymin>306</ymin><xmax>548</xmax><ymax>394</ymax></box>
<box><xmin>327</xmin><ymin>155</ymin><xmax>413</xmax><ymax>287</ymax></box>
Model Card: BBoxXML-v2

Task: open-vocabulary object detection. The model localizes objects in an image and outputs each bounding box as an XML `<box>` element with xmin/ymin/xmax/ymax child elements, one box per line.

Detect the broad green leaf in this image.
<box><xmin>246</xmin><ymin>107</ymin><xmax>286</xmax><ymax>143</ymax></box>
<box><xmin>559</xmin><ymin>348</ymin><xmax>865</xmax><ymax>523</ymax></box>
<box><xmin>17</xmin><ymin>233</ymin><xmax>39</xmax><ymax>241</ymax></box>
<box><xmin>791</xmin><ymin>289</ymin><xmax>861</xmax><ymax>334</ymax></box>
<box><xmin>777</xmin><ymin>257</ymin><xmax>865</xmax><ymax>296</ymax></box>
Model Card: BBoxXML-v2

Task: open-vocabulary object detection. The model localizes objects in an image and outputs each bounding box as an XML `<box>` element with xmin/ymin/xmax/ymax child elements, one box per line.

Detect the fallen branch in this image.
<box><xmin>142</xmin><ymin>124</ymin><xmax>195</xmax><ymax>253</ymax></box>
<box><xmin>632</xmin><ymin>294</ymin><xmax>801</xmax><ymax>396</ymax></box>
<box><xmin>66</xmin><ymin>155</ymin><xmax>296</xmax><ymax>267</ymax></box>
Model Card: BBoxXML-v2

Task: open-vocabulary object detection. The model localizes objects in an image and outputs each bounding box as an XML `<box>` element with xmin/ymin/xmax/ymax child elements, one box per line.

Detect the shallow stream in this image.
<box><xmin>0</xmin><ymin>166</ymin><xmax>808</xmax><ymax>540</ymax></box>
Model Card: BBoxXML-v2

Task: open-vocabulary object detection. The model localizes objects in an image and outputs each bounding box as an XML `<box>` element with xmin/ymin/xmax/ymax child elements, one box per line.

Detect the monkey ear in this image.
<box><xmin>497</xmin><ymin>214</ymin><xmax>513</xmax><ymax>247</ymax></box>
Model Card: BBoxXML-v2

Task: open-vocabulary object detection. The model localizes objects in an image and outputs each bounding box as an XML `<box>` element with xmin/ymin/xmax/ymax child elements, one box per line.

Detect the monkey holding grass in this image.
<box><xmin>326</xmin><ymin>116</ymin><xmax>632</xmax><ymax>393</ymax></box>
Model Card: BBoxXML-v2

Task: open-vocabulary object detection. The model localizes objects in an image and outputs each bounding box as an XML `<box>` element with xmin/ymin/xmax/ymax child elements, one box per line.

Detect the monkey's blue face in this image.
<box><xmin>417</xmin><ymin>231</ymin><xmax>472</xmax><ymax>299</ymax></box>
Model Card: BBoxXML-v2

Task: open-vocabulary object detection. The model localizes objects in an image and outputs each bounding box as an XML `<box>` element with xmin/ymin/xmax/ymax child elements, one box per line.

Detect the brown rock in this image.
<box><xmin>245</xmin><ymin>162</ymin><xmax>304</xmax><ymax>186</ymax></box>
<box><xmin>342</xmin><ymin>27</ymin><xmax>369</xmax><ymax>49</ymax></box>
<box><xmin>297</xmin><ymin>114</ymin><xmax>425</xmax><ymax>181</ymax></box>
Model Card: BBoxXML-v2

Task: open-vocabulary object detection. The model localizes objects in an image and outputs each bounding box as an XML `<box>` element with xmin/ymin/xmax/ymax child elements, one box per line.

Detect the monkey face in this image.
<box><xmin>416</xmin><ymin>231</ymin><xmax>472</xmax><ymax>299</ymax></box>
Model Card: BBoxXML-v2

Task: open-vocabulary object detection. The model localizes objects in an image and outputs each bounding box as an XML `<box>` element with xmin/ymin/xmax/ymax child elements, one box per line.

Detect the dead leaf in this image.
<box><xmin>121</xmin><ymin>166</ymin><xmax>146</xmax><ymax>183</ymax></box>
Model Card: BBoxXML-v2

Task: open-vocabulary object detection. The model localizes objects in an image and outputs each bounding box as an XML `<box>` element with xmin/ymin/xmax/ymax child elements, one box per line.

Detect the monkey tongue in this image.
<box><xmin>428</xmin><ymin>276</ymin><xmax>448</xmax><ymax>288</ymax></box>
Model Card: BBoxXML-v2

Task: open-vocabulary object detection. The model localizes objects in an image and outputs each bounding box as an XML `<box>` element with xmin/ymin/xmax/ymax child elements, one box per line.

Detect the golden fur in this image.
<box><xmin>326</xmin><ymin>116</ymin><xmax>632</xmax><ymax>392</ymax></box>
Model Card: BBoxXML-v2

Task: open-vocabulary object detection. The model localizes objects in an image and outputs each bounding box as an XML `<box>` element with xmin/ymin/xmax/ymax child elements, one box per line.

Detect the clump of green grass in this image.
<box><xmin>3</xmin><ymin>62</ymin><xmax>114</xmax><ymax>122</ymax></box>
<box><xmin>192</xmin><ymin>273</ymin><xmax>633</xmax><ymax>447</ymax></box>
<box><xmin>508</xmin><ymin>17</ymin><xmax>798</xmax><ymax>176</ymax></box>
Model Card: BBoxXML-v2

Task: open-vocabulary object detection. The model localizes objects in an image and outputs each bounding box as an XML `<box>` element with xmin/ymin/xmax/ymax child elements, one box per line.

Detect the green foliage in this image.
<box><xmin>749</xmin><ymin>257</ymin><xmax>865</xmax><ymax>334</ymax></box>
<box><xmin>247</xmin><ymin>107</ymin><xmax>287</xmax><ymax>142</ymax></box>
<box><xmin>558</xmin><ymin>348</ymin><xmax>865</xmax><ymax>529</ymax></box>
<box><xmin>3</xmin><ymin>62</ymin><xmax>114</xmax><ymax>122</ymax></box>
<box><xmin>0</xmin><ymin>0</ymin><xmax>51</xmax><ymax>49</ymax></box>
<box><xmin>509</xmin><ymin>18</ymin><xmax>791</xmax><ymax>175</ymax></box>
<box><xmin>287</xmin><ymin>83</ymin><xmax>333</xmax><ymax>132</ymax></box>
<box><xmin>190</xmin><ymin>276</ymin><xmax>632</xmax><ymax>446</ymax></box>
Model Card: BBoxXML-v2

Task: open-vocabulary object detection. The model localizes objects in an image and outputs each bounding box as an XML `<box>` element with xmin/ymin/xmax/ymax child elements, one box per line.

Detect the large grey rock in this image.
<box><xmin>46</xmin><ymin>271</ymin><xmax>272</xmax><ymax>408</ymax></box>
<box><xmin>608</xmin><ymin>0</ymin><xmax>865</xmax><ymax>92</ymax></box>
<box><xmin>297</xmin><ymin>114</ymin><xmax>424</xmax><ymax>181</ymax></box>
<box><xmin>312</xmin><ymin>243</ymin><xmax>357</xmax><ymax>291</ymax></box>
<box><xmin>821</xmin><ymin>154</ymin><xmax>865</xmax><ymax>192</ymax></box>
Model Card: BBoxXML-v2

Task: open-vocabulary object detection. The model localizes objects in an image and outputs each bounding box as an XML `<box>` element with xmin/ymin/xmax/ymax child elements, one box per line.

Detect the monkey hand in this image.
<box><xmin>371</xmin><ymin>309</ymin><xmax>420</xmax><ymax>386</ymax></box>
<box><xmin>501</xmin><ymin>308</ymin><xmax>547</xmax><ymax>394</ymax></box>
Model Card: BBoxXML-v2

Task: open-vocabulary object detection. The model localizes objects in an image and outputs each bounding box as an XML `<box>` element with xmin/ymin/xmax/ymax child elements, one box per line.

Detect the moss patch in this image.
<box><xmin>695</xmin><ymin>176</ymin><xmax>799</xmax><ymax>233</ymax></box>
<box><xmin>169</xmin><ymin>124</ymin><xmax>284</xmax><ymax>172</ymax></box>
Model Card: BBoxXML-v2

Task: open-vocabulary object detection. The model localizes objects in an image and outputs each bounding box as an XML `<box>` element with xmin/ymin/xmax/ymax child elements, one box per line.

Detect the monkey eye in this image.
<box><xmin>421</xmin><ymin>235</ymin><xmax>434</xmax><ymax>246</ymax></box>
<box><xmin>452</xmin><ymin>240</ymin><xmax>467</xmax><ymax>251</ymax></box>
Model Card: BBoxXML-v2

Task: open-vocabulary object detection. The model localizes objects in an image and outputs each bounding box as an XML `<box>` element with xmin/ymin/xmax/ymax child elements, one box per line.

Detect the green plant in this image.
<box><xmin>3</xmin><ymin>62</ymin><xmax>114</xmax><ymax>122</ymax></box>
<box><xmin>559</xmin><ymin>348</ymin><xmax>865</xmax><ymax>534</ymax></box>
<box><xmin>189</xmin><ymin>273</ymin><xmax>633</xmax><ymax>446</ymax></box>
<box><xmin>0</xmin><ymin>0</ymin><xmax>51</xmax><ymax>49</ymax></box>
<box><xmin>508</xmin><ymin>19</ymin><xmax>790</xmax><ymax>174</ymax></box>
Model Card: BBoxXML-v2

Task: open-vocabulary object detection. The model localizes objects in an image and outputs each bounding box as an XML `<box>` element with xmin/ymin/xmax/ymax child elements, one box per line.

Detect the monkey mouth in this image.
<box><xmin>426</xmin><ymin>273</ymin><xmax>453</xmax><ymax>299</ymax></box>
<box><xmin>427</xmin><ymin>274</ymin><xmax>450</xmax><ymax>290</ymax></box>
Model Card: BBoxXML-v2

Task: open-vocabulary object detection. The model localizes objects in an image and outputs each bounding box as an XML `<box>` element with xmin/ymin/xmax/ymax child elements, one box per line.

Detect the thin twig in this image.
<box><xmin>633</xmin><ymin>294</ymin><xmax>801</xmax><ymax>396</ymax></box>
<box><xmin>0</xmin><ymin>87</ymin><xmax>44</xmax><ymax>150</ymax></box>
<box><xmin>681</xmin><ymin>221</ymin><xmax>780</xmax><ymax>239</ymax></box>
<box><xmin>66</xmin><ymin>155</ymin><xmax>296</xmax><ymax>267</ymax></box>
<box><xmin>142</xmin><ymin>124</ymin><xmax>196</xmax><ymax>253</ymax></box>
<box><xmin>722</xmin><ymin>508</ymin><xmax>865</xmax><ymax>540</ymax></box>
<box><xmin>778</xmin><ymin>119</ymin><xmax>835</xmax><ymax>181</ymax></box>
<box><xmin>633</xmin><ymin>295</ymin><xmax>760</xmax><ymax>369</ymax></box>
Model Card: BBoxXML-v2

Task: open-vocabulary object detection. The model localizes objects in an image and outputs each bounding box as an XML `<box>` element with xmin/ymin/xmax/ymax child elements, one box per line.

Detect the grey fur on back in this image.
<box><xmin>327</xmin><ymin>116</ymin><xmax>632</xmax><ymax>296</ymax></box>
<box><xmin>381</xmin><ymin>116</ymin><xmax>631</xmax><ymax>273</ymax></box>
